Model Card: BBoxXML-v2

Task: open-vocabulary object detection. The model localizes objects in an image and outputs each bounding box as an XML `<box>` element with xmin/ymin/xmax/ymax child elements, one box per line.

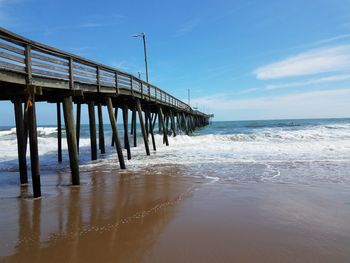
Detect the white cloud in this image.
<box><xmin>265</xmin><ymin>74</ymin><xmax>350</xmax><ymax>90</ymax></box>
<box><xmin>191</xmin><ymin>88</ymin><xmax>350</xmax><ymax>120</ymax></box>
<box><xmin>254</xmin><ymin>45</ymin><xmax>350</xmax><ymax>80</ymax></box>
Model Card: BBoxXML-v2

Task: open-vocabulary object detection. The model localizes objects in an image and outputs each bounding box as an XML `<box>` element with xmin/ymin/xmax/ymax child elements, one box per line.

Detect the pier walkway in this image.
<box><xmin>0</xmin><ymin>28</ymin><xmax>211</xmax><ymax>197</ymax></box>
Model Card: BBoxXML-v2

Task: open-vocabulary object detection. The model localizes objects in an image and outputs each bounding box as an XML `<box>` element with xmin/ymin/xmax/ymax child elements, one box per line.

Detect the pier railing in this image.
<box><xmin>0</xmin><ymin>27</ymin><xmax>192</xmax><ymax>112</ymax></box>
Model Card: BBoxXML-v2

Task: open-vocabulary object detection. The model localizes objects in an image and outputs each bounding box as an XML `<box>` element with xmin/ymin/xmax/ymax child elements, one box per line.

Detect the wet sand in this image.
<box><xmin>1</xmin><ymin>166</ymin><xmax>350</xmax><ymax>263</ymax></box>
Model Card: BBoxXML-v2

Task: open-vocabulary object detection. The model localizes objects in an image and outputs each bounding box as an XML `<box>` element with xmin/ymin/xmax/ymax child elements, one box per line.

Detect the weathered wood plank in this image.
<box><xmin>32</xmin><ymin>60</ymin><xmax>68</xmax><ymax>73</ymax></box>
<box><xmin>32</xmin><ymin>68</ymin><xmax>68</xmax><ymax>79</ymax></box>
<box><xmin>31</xmin><ymin>52</ymin><xmax>69</xmax><ymax>66</ymax></box>
<box><xmin>73</xmin><ymin>63</ymin><xmax>96</xmax><ymax>73</ymax></box>
<box><xmin>0</xmin><ymin>51</ymin><xmax>25</xmax><ymax>63</ymax></box>
<box><xmin>0</xmin><ymin>60</ymin><xmax>26</xmax><ymax>72</ymax></box>
<box><xmin>0</xmin><ymin>42</ymin><xmax>25</xmax><ymax>55</ymax></box>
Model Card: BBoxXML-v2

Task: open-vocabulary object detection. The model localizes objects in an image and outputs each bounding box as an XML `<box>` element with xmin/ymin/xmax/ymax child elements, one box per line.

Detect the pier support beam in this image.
<box><xmin>88</xmin><ymin>101</ymin><xmax>97</xmax><ymax>160</ymax></box>
<box><xmin>106</xmin><ymin>98</ymin><xmax>125</xmax><ymax>169</ymax></box>
<box><xmin>131</xmin><ymin>109</ymin><xmax>136</xmax><ymax>135</ymax></box>
<box><xmin>165</xmin><ymin>112</ymin><xmax>169</xmax><ymax>137</ymax></box>
<box><xmin>170</xmin><ymin>111</ymin><xmax>176</xmax><ymax>137</ymax></box>
<box><xmin>133</xmin><ymin>106</ymin><xmax>137</xmax><ymax>147</ymax></box>
<box><xmin>13</xmin><ymin>98</ymin><xmax>28</xmax><ymax>185</ymax></box>
<box><xmin>152</xmin><ymin>113</ymin><xmax>157</xmax><ymax>131</ymax></box>
<box><xmin>23</xmin><ymin>106</ymin><xmax>29</xmax><ymax>155</ymax></box>
<box><xmin>148</xmin><ymin>111</ymin><xmax>156</xmax><ymax>151</ymax></box>
<box><xmin>76</xmin><ymin>102</ymin><xmax>81</xmax><ymax>153</ymax></box>
<box><xmin>122</xmin><ymin>105</ymin><xmax>131</xmax><ymax>160</ymax></box>
<box><xmin>27</xmin><ymin>95</ymin><xmax>41</xmax><ymax>197</ymax></box>
<box><xmin>145</xmin><ymin>110</ymin><xmax>149</xmax><ymax>139</ymax></box>
<box><xmin>62</xmin><ymin>96</ymin><xmax>80</xmax><ymax>185</ymax></box>
<box><xmin>57</xmin><ymin>102</ymin><xmax>62</xmax><ymax>163</ymax></box>
<box><xmin>136</xmin><ymin>100</ymin><xmax>150</xmax><ymax>155</ymax></box>
<box><xmin>111</xmin><ymin>107</ymin><xmax>118</xmax><ymax>147</ymax></box>
<box><xmin>158</xmin><ymin>107</ymin><xmax>169</xmax><ymax>146</ymax></box>
<box><xmin>97</xmin><ymin>103</ymin><xmax>106</xmax><ymax>154</ymax></box>
<box><xmin>183</xmin><ymin>113</ymin><xmax>189</xmax><ymax>135</ymax></box>
<box><xmin>158</xmin><ymin>113</ymin><xmax>162</xmax><ymax>134</ymax></box>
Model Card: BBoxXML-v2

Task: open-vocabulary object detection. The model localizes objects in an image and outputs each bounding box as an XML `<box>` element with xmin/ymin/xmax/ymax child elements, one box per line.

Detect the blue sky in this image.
<box><xmin>1</xmin><ymin>0</ymin><xmax>350</xmax><ymax>124</ymax></box>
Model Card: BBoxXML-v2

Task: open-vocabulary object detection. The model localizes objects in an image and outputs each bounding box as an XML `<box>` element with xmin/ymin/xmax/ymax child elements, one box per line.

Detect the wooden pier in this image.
<box><xmin>0</xmin><ymin>28</ymin><xmax>211</xmax><ymax>197</ymax></box>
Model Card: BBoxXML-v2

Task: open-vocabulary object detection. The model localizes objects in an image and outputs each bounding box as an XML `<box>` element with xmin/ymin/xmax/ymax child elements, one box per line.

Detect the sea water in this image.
<box><xmin>0</xmin><ymin>118</ymin><xmax>349</xmax><ymax>185</ymax></box>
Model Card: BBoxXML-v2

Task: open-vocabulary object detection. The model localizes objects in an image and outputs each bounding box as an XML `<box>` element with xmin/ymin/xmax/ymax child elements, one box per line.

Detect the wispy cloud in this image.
<box><xmin>312</xmin><ymin>33</ymin><xmax>350</xmax><ymax>46</ymax></box>
<box><xmin>254</xmin><ymin>45</ymin><xmax>350</xmax><ymax>80</ymax></box>
<box><xmin>42</xmin><ymin>14</ymin><xmax>125</xmax><ymax>34</ymax></box>
<box><xmin>191</xmin><ymin>88</ymin><xmax>350</xmax><ymax>120</ymax></box>
<box><xmin>174</xmin><ymin>18</ymin><xmax>201</xmax><ymax>37</ymax></box>
<box><xmin>239</xmin><ymin>87</ymin><xmax>261</xmax><ymax>94</ymax></box>
<box><xmin>265</xmin><ymin>74</ymin><xmax>350</xmax><ymax>90</ymax></box>
<box><xmin>111</xmin><ymin>61</ymin><xmax>129</xmax><ymax>70</ymax></box>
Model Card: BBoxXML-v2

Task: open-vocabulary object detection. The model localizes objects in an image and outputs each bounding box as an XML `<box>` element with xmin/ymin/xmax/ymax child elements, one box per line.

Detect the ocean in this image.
<box><xmin>0</xmin><ymin>118</ymin><xmax>349</xmax><ymax>185</ymax></box>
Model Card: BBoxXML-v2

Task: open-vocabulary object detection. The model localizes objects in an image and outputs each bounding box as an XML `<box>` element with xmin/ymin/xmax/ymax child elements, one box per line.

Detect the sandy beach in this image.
<box><xmin>1</xmin><ymin>163</ymin><xmax>350</xmax><ymax>263</ymax></box>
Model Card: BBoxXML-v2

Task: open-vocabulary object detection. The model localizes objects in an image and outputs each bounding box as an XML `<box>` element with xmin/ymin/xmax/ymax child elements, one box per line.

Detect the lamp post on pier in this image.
<box><xmin>132</xmin><ymin>32</ymin><xmax>149</xmax><ymax>83</ymax></box>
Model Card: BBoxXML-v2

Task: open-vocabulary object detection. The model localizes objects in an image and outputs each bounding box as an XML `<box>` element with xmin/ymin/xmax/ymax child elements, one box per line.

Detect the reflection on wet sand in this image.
<box><xmin>0</xmin><ymin>167</ymin><xmax>196</xmax><ymax>263</ymax></box>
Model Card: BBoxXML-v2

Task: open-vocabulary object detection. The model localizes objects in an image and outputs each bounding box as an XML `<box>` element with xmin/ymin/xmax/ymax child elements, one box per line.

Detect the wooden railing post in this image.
<box><xmin>25</xmin><ymin>45</ymin><xmax>32</xmax><ymax>85</ymax></box>
<box><xmin>130</xmin><ymin>76</ymin><xmax>133</xmax><ymax>95</ymax></box>
<box><xmin>115</xmin><ymin>72</ymin><xmax>120</xmax><ymax>94</ymax></box>
<box><xmin>96</xmin><ymin>66</ymin><xmax>101</xmax><ymax>92</ymax></box>
<box><xmin>69</xmin><ymin>57</ymin><xmax>74</xmax><ymax>89</ymax></box>
<box><xmin>141</xmin><ymin>82</ymin><xmax>143</xmax><ymax>98</ymax></box>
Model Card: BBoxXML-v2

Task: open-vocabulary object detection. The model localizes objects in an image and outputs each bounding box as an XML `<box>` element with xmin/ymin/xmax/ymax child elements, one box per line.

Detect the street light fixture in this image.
<box><xmin>137</xmin><ymin>71</ymin><xmax>144</xmax><ymax>79</ymax></box>
<box><xmin>132</xmin><ymin>32</ymin><xmax>149</xmax><ymax>83</ymax></box>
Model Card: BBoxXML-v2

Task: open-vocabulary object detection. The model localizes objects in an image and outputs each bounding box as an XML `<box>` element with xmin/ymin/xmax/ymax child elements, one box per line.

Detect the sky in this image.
<box><xmin>1</xmin><ymin>0</ymin><xmax>350</xmax><ymax>124</ymax></box>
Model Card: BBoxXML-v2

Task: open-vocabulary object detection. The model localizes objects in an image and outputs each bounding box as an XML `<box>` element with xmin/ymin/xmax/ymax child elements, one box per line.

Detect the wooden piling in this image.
<box><xmin>76</xmin><ymin>102</ymin><xmax>81</xmax><ymax>153</ymax></box>
<box><xmin>62</xmin><ymin>96</ymin><xmax>80</xmax><ymax>185</ymax></box>
<box><xmin>158</xmin><ymin>112</ymin><xmax>162</xmax><ymax>134</ymax></box>
<box><xmin>170</xmin><ymin>111</ymin><xmax>176</xmax><ymax>137</ymax></box>
<box><xmin>148</xmin><ymin>111</ymin><xmax>156</xmax><ymax>151</ymax></box>
<box><xmin>56</xmin><ymin>102</ymin><xmax>62</xmax><ymax>163</ymax></box>
<box><xmin>27</xmin><ymin>95</ymin><xmax>41</xmax><ymax>197</ymax></box>
<box><xmin>122</xmin><ymin>105</ymin><xmax>131</xmax><ymax>160</ymax></box>
<box><xmin>23</xmin><ymin>105</ymin><xmax>29</xmax><ymax>155</ymax></box>
<box><xmin>136</xmin><ymin>100</ymin><xmax>150</xmax><ymax>155</ymax></box>
<box><xmin>131</xmin><ymin>109</ymin><xmax>136</xmax><ymax>135</ymax></box>
<box><xmin>88</xmin><ymin>101</ymin><xmax>97</xmax><ymax>160</ymax></box>
<box><xmin>145</xmin><ymin>110</ymin><xmax>149</xmax><ymax>139</ymax></box>
<box><xmin>183</xmin><ymin>113</ymin><xmax>189</xmax><ymax>135</ymax></box>
<box><xmin>133</xmin><ymin>106</ymin><xmax>137</xmax><ymax>147</ymax></box>
<box><xmin>158</xmin><ymin>107</ymin><xmax>169</xmax><ymax>146</ymax></box>
<box><xmin>13</xmin><ymin>98</ymin><xmax>28</xmax><ymax>185</ymax></box>
<box><xmin>106</xmin><ymin>98</ymin><xmax>125</xmax><ymax>169</ymax></box>
<box><xmin>111</xmin><ymin>107</ymin><xmax>118</xmax><ymax>147</ymax></box>
<box><xmin>152</xmin><ymin>113</ymin><xmax>157</xmax><ymax>130</ymax></box>
<box><xmin>97</xmin><ymin>103</ymin><xmax>106</xmax><ymax>154</ymax></box>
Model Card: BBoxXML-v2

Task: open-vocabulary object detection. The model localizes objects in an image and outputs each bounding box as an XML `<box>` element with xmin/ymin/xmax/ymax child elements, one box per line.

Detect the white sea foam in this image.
<box><xmin>0</xmin><ymin>122</ymin><xmax>349</xmax><ymax>183</ymax></box>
